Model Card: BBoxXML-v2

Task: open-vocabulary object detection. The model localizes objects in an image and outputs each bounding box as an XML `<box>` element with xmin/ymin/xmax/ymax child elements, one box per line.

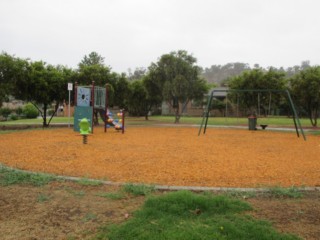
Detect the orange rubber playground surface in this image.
<box><xmin>1</xmin><ymin>127</ymin><xmax>319</xmax><ymax>188</ymax></box>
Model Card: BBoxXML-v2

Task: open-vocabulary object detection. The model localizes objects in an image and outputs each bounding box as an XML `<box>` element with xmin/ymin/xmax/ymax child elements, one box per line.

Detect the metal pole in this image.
<box><xmin>258</xmin><ymin>93</ymin><xmax>260</xmax><ymax>117</ymax></box>
<box><xmin>198</xmin><ymin>94</ymin><xmax>212</xmax><ymax>136</ymax></box>
<box><xmin>286</xmin><ymin>90</ymin><xmax>306</xmax><ymax>140</ymax></box>
<box><xmin>74</xmin><ymin>82</ymin><xmax>78</xmax><ymax>106</ymax></box>
<box><xmin>122</xmin><ymin>110</ymin><xmax>125</xmax><ymax>134</ymax></box>
<box><xmin>225</xmin><ymin>94</ymin><xmax>228</xmax><ymax>122</ymax></box>
<box><xmin>236</xmin><ymin>94</ymin><xmax>239</xmax><ymax>124</ymax></box>
<box><xmin>91</xmin><ymin>81</ymin><xmax>95</xmax><ymax>134</ymax></box>
<box><xmin>203</xmin><ymin>91</ymin><xmax>214</xmax><ymax>134</ymax></box>
<box><xmin>105</xmin><ymin>84</ymin><xmax>108</xmax><ymax>133</ymax></box>
<box><xmin>73</xmin><ymin>82</ymin><xmax>78</xmax><ymax>131</ymax></box>
<box><xmin>68</xmin><ymin>90</ymin><xmax>71</xmax><ymax>127</ymax></box>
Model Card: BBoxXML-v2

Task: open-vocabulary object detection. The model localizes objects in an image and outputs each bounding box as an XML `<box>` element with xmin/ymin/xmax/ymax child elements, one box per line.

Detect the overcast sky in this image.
<box><xmin>1</xmin><ymin>0</ymin><xmax>320</xmax><ymax>73</ymax></box>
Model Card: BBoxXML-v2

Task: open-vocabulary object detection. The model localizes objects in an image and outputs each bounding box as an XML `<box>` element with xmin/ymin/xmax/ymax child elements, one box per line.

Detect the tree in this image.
<box><xmin>147</xmin><ymin>50</ymin><xmax>208</xmax><ymax>123</ymax></box>
<box><xmin>127</xmin><ymin>80</ymin><xmax>148</xmax><ymax>116</ymax></box>
<box><xmin>142</xmin><ymin>72</ymin><xmax>163</xmax><ymax>120</ymax></box>
<box><xmin>78</xmin><ymin>51</ymin><xmax>105</xmax><ymax>68</ymax></box>
<box><xmin>227</xmin><ymin>69</ymin><xmax>287</xmax><ymax>115</ymax></box>
<box><xmin>0</xmin><ymin>52</ymin><xmax>29</xmax><ymax>107</ymax></box>
<box><xmin>0</xmin><ymin>53</ymin><xmax>66</xmax><ymax>126</ymax></box>
<box><xmin>113</xmin><ymin>73</ymin><xmax>130</xmax><ymax>109</ymax></box>
<box><xmin>202</xmin><ymin>62</ymin><xmax>250</xmax><ymax>84</ymax></box>
<box><xmin>290</xmin><ymin>66</ymin><xmax>320</xmax><ymax>127</ymax></box>
<box><xmin>0</xmin><ymin>107</ymin><xmax>12</xmax><ymax>120</ymax></box>
<box><xmin>128</xmin><ymin>67</ymin><xmax>147</xmax><ymax>81</ymax></box>
<box><xmin>77</xmin><ymin>52</ymin><xmax>114</xmax><ymax>86</ymax></box>
<box><xmin>14</xmin><ymin>61</ymin><xmax>72</xmax><ymax>127</ymax></box>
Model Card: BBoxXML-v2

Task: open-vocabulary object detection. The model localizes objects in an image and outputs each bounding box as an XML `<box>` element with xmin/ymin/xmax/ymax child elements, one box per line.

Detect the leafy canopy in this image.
<box><xmin>290</xmin><ymin>66</ymin><xmax>320</xmax><ymax>126</ymax></box>
<box><xmin>147</xmin><ymin>50</ymin><xmax>208</xmax><ymax>123</ymax></box>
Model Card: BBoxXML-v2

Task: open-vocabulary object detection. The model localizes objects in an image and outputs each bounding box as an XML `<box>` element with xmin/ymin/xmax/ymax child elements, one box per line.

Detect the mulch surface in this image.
<box><xmin>1</xmin><ymin>127</ymin><xmax>319</xmax><ymax>188</ymax></box>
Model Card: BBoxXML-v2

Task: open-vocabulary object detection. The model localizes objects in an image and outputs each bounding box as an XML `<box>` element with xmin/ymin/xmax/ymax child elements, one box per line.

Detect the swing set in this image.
<box><xmin>198</xmin><ymin>89</ymin><xmax>306</xmax><ymax>140</ymax></box>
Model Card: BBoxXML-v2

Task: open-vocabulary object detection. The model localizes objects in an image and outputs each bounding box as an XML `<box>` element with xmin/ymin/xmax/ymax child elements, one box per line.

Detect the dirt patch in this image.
<box><xmin>0</xmin><ymin>127</ymin><xmax>319</xmax><ymax>187</ymax></box>
<box><xmin>0</xmin><ymin>182</ymin><xmax>144</xmax><ymax>240</ymax></box>
<box><xmin>0</xmin><ymin>182</ymin><xmax>319</xmax><ymax>239</ymax></box>
<box><xmin>248</xmin><ymin>191</ymin><xmax>320</xmax><ymax>240</ymax></box>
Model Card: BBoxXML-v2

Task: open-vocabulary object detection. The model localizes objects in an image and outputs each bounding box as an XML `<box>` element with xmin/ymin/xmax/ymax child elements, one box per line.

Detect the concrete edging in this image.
<box><xmin>1</xmin><ymin>164</ymin><xmax>319</xmax><ymax>192</ymax></box>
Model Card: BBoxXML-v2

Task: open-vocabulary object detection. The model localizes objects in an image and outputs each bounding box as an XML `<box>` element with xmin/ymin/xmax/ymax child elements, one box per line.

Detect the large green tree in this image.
<box><xmin>113</xmin><ymin>73</ymin><xmax>130</xmax><ymax>109</ymax></box>
<box><xmin>78</xmin><ymin>51</ymin><xmax>105</xmax><ymax>68</ymax></box>
<box><xmin>0</xmin><ymin>53</ymin><xmax>76</xmax><ymax>126</ymax></box>
<box><xmin>77</xmin><ymin>52</ymin><xmax>115</xmax><ymax>87</ymax></box>
<box><xmin>227</xmin><ymin>69</ymin><xmax>288</xmax><ymax>116</ymax></box>
<box><xmin>141</xmin><ymin>72</ymin><xmax>163</xmax><ymax>120</ymax></box>
<box><xmin>147</xmin><ymin>50</ymin><xmax>208</xmax><ymax>123</ymax></box>
<box><xmin>290</xmin><ymin>66</ymin><xmax>320</xmax><ymax>127</ymax></box>
<box><xmin>0</xmin><ymin>53</ymin><xmax>28</xmax><ymax>107</ymax></box>
<box><xmin>14</xmin><ymin>61</ymin><xmax>73</xmax><ymax>127</ymax></box>
<box><xmin>126</xmin><ymin>80</ymin><xmax>148</xmax><ymax>116</ymax></box>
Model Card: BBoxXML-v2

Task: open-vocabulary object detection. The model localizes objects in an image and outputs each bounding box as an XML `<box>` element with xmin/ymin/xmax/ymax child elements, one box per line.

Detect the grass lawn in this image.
<box><xmin>0</xmin><ymin>115</ymin><xmax>316</xmax><ymax>127</ymax></box>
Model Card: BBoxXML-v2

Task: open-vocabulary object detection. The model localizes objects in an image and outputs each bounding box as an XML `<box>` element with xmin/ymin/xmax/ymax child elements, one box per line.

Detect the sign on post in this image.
<box><xmin>68</xmin><ymin>83</ymin><xmax>73</xmax><ymax>91</ymax></box>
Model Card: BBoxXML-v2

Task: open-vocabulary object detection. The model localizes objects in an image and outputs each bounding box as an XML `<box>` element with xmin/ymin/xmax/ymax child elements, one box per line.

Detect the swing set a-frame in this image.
<box><xmin>198</xmin><ymin>89</ymin><xmax>306</xmax><ymax>141</ymax></box>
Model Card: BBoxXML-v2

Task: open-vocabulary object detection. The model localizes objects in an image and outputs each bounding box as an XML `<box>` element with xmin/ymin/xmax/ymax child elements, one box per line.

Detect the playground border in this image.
<box><xmin>1</xmin><ymin>164</ymin><xmax>319</xmax><ymax>192</ymax></box>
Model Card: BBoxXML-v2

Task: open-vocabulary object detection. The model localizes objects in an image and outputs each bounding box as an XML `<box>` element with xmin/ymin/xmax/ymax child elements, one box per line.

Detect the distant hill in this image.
<box><xmin>201</xmin><ymin>61</ymin><xmax>312</xmax><ymax>85</ymax></box>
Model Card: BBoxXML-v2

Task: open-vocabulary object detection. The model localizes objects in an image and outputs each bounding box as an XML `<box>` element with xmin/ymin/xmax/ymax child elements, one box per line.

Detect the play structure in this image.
<box><xmin>73</xmin><ymin>81</ymin><xmax>125</xmax><ymax>134</ymax></box>
<box><xmin>198</xmin><ymin>89</ymin><xmax>306</xmax><ymax>140</ymax></box>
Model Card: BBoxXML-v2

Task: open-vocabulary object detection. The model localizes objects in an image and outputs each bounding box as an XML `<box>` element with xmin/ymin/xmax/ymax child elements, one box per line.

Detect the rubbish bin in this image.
<box><xmin>248</xmin><ymin>116</ymin><xmax>257</xmax><ymax>130</ymax></box>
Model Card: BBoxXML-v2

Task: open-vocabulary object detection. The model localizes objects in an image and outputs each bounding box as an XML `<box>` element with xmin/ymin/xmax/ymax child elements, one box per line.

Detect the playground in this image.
<box><xmin>0</xmin><ymin>126</ymin><xmax>319</xmax><ymax>188</ymax></box>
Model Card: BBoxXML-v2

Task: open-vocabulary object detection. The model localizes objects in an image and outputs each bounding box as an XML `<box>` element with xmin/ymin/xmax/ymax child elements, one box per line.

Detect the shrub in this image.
<box><xmin>23</xmin><ymin>103</ymin><xmax>39</xmax><ymax>119</ymax></box>
<box><xmin>0</xmin><ymin>107</ymin><xmax>12</xmax><ymax>120</ymax></box>
<box><xmin>47</xmin><ymin>108</ymin><xmax>55</xmax><ymax>116</ymax></box>
<box><xmin>15</xmin><ymin>106</ymin><xmax>23</xmax><ymax>116</ymax></box>
<box><xmin>9</xmin><ymin>114</ymin><xmax>19</xmax><ymax>121</ymax></box>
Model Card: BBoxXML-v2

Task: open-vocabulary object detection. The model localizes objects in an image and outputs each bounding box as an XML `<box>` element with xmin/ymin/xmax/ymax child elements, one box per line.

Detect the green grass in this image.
<box><xmin>152</xmin><ymin>115</ymin><xmax>314</xmax><ymax>127</ymax></box>
<box><xmin>82</xmin><ymin>213</ymin><xmax>97</xmax><ymax>222</ymax></box>
<box><xmin>95</xmin><ymin>190</ymin><xmax>299</xmax><ymax>240</ymax></box>
<box><xmin>37</xmin><ymin>193</ymin><xmax>51</xmax><ymax>202</ymax></box>
<box><xmin>65</xmin><ymin>188</ymin><xmax>86</xmax><ymax>197</ymax></box>
<box><xmin>268</xmin><ymin>186</ymin><xmax>303</xmax><ymax>199</ymax></box>
<box><xmin>76</xmin><ymin>177</ymin><xmax>103</xmax><ymax>186</ymax></box>
<box><xmin>95</xmin><ymin>183</ymin><xmax>156</xmax><ymax>200</ymax></box>
<box><xmin>0</xmin><ymin>167</ymin><xmax>56</xmax><ymax>186</ymax></box>
<box><xmin>122</xmin><ymin>183</ymin><xmax>155</xmax><ymax>196</ymax></box>
<box><xmin>96</xmin><ymin>192</ymin><xmax>126</xmax><ymax>200</ymax></box>
<box><xmin>0</xmin><ymin>117</ymin><xmax>72</xmax><ymax>125</ymax></box>
<box><xmin>310</xmin><ymin>130</ymin><xmax>320</xmax><ymax>135</ymax></box>
<box><xmin>0</xmin><ymin>115</ymin><xmax>316</xmax><ymax>128</ymax></box>
<box><xmin>223</xmin><ymin>190</ymin><xmax>257</xmax><ymax>199</ymax></box>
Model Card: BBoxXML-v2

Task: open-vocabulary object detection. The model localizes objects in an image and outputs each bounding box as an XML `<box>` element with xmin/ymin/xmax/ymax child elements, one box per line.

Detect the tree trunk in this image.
<box><xmin>174</xmin><ymin>106</ymin><xmax>180</xmax><ymax>123</ymax></box>
<box><xmin>42</xmin><ymin>104</ymin><xmax>48</xmax><ymax>127</ymax></box>
<box><xmin>47</xmin><ymin>106</ymin><xmax>58</xmax><ymax>127</ymax></box>
<box><xmin>309</xmin><ymin>108</ymin><xmax>318</xmax><ymax>127</ymax></box>
<box><xmin>144</xmin><ymin>105</ymin><xmax>151</xmax><ymax>120</ymax></box>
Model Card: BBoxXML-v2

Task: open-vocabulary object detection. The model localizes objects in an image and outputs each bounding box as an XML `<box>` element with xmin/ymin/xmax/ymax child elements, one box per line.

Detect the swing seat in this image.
<box><xmin>260</xmin><ymin>124</ymin><xmax>268</xmax><ymax>130</ymax></box>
